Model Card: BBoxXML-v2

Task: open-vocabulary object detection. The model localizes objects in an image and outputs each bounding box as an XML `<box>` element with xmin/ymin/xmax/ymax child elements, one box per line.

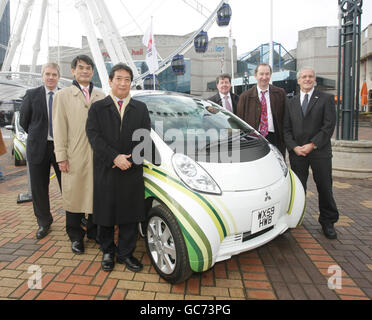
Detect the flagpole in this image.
<box><xmin>269</xmin><ymin>0</ymin><xmax>273</xmax><ymax>83</ymax></box>
<box><xmin>230</xmin><ymin>21</ymin><xmax>235</xmax><ymax>94</ymax></box>
<box><xmin>152</xmin><ymin>16</ymin><xmax>156</xmax><ymax>90</ymax></box>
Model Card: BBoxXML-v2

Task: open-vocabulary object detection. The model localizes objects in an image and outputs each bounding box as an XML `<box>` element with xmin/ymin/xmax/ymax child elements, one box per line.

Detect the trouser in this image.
<box><xmin>66</xmin><ymin>212</ymin><xmax>97</xmax><ymax>242</ymax></box>
<box><xmin>28</xmin><ymin>141</ymin><xmax>61</xmax><ymax>228</ymax></box>
<box><xmin>289</xmin><ymin>154</ymin><xmax>339</xmax><ymax>226</ymax></box>
<box><xmin>99</xmin><ymin>223</ymin><xmax>138</xmax><ymax>259</ymax></box>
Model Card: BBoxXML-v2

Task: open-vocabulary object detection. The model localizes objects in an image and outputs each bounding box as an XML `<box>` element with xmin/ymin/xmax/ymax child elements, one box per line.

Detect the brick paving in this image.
<box><xmin>0</xmin><ymin>127</ymin><xmax>371</xmax><ymax>300</ymax></box>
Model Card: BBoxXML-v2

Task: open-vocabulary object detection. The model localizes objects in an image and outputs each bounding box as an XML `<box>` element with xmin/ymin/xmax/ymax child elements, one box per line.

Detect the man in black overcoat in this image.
<box><xmin>20</xmin><ymin>62</ymin><xmax>62</xmax><ymax>239</ymax></box>
<box><xmin>283</xmin><ymin>67</ymin><xmax>339</xmax><ymax>239</ymax></box>
<box><xmin>86</xmin><ymin>63</ymin><xmax>151</xmax><ymax>272</ymax></box>
<box><xmin>208</xmin><ymin>73</ymin><xmax>239</xmax><ymax>114</ymax></box>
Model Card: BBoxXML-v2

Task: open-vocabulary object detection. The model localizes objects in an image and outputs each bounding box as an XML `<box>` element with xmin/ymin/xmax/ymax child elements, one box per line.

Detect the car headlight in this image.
<box><xmin>269</xmin><ymin>144</ymin><xmax>288</xmax><ymax>177</ymax></box>
<box><xmin>172</xmin><ymin>153</ymin><xmax>222</xmax><ymax>195</ymax></box>
<box><xmin>16</xmin><ymin>132</ymin><xmax>27</xmax><ymax>143</ymax></box>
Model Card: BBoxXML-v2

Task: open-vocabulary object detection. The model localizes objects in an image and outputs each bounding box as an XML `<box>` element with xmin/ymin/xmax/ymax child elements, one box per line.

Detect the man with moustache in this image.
<box><xmin>53</xmin><ymin>55</ymin><xmax>105</xmax><ymax>254</ymax></box>
<box><xmin>20</xmin><ymin>62</ymin><xmax>62</xmax><ymax>239</ymax></box>
<box><xmin>86</xmin><ymin>63</ymin><xmax>151</xmax><ymax>272</ymax></box>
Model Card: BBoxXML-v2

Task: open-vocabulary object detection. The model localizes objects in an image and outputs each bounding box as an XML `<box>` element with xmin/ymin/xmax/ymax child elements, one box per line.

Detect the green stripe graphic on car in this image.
<box><xmin>144</xmin><ymin>177</ymin><xmax>213</xmax><ymax>272</ymax></box>
<box><xmin>287</xmin><ymin>169</ymin><xmax>295</xmax><ymax>215</ymax></box>
<box><xmin>144</xmin><ymin>163</ymin><xmax>229</xmax><ymax>240</ymax></box>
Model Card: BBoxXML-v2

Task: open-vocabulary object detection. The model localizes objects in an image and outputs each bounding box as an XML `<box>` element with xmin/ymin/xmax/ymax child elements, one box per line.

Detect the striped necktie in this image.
<box><xmin>118</xmin><ymin>100</ymin><xmax>123</xmax><ymax>112</ymax></box>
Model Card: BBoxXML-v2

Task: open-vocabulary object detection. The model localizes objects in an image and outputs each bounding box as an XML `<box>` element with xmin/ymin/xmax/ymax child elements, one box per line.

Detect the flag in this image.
<box><xmin>142</xmin><ymin>21</ymin><xmax>159</xmax><ymax>74</ymax></box>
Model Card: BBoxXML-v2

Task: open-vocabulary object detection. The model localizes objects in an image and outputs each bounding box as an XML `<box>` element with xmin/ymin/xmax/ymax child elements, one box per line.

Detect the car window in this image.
<box><xmin>135</xmin><ymin>94</ymin><xmax>256</xmax><ymax>138</ymax></box>
<box><xmin>134</xmin><ymin>94</ymin><xmax>269</xmax><ymax>162</ymax></box>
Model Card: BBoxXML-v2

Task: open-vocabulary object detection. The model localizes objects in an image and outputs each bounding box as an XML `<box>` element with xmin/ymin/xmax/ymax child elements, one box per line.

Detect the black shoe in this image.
<box><xmin>321</xmin><ymin>223</ymin><xmax>337</xmax><ymax>239</ymax></box>
<box><xmin>101</xmin><ymin>253</ymin><xmax>115</xmax><ymax>272</ymax></box>
<box><xmin>117</xmin><ymin>256</ymin><xmax>143</xmax><ymax>272</ymax></box>
<box><xmin>36</xmin><ymin>225</ymin><xmax>50</xmax><ymax>239</ymax></box>
<box><xmin>71</xmin><ymin>240</ymin><xmax>84</xmax><ymax>254</ymax></box>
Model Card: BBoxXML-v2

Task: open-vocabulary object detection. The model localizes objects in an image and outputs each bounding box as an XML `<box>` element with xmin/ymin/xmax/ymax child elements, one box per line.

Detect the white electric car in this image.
<box><xmin>133</xmin><ymin>91</ymin><xmax>306</xmax><ymax>284</ymax></box>
<box><xmin>5</xmin><ymin>111</ymin><xmax>27</xmax><ymax>166</ymax></box>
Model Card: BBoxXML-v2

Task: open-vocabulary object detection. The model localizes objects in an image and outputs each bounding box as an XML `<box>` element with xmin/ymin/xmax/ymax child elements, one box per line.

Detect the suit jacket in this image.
<box><xmin>208</xmin><ymin>92</ymin><xmax>240</xmax><ymax>114</ymax></box>
<box><xmin>20</xmin><ymin>86</ymin><xmax>50</xmax><ymax>164</ymax></box>
<box><xmin>237</xmin><ymin>84</ymin><xmax>286</xmax><ymax>153</ymax></box>
<box><xmin>86</xmin><ymin>95</ymin><xmax>151</xmax><ymax>226</ymax></box>
<box><xmin>283</xmin><ymin>89</ymin><xmax>336</xmax><ymax>159</ymax></box>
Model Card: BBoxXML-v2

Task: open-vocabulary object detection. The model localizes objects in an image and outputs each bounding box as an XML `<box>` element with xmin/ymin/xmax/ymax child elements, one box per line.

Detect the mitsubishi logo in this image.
<box><xmin>265</xmin><ymin>192</ymin><xmax>271</xmax><ymax>202</ymax></box>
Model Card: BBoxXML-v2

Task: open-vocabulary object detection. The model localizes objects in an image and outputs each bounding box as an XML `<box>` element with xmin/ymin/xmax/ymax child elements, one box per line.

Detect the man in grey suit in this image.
<box><xmin>208</xmin><ymin>73</ymin><xmax>239</xmax><ymax>114</ymax></box>
<box><xmin>283</xmin><ymin>67</ymin><xmax>339</xmax><ymax>239</ymax></box>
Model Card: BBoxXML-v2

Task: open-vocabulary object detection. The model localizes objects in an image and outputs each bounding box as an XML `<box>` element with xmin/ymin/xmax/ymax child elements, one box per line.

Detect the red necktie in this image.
<box><xmin>118</xmin><ymin>100</ymin><xmax>123</xmax><ymax>112</ymax></box>
<box><xmin>259</xmin><ymin>90</ymin><xmax>268</xmax><ymax>137</ymax></box>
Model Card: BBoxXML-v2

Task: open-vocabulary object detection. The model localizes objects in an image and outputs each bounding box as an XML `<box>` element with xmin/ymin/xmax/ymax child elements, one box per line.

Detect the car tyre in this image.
<box><xmin>145</xmin><ymin>204</ymin><xmax>192</xmax><ymax>284</ymax></box>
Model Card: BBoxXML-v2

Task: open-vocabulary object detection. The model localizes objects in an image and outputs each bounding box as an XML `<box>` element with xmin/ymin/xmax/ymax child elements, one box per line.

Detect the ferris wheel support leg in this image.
<box><xmin>86</xmin><ymin>0</ymin><xmax>119</xmax><ymax>66</ymax></box>
<box><xmin>31</xmin><ymin>0</ymin><xmax>48</xmax><ymax>73</ymax></box>
<box><xmin>74</xmin><ymin>0</ymin><xmax>109</xmax><ymax>92</ymax></box>
<box><xmin>0</xmin><ymin>0</ymin><xmax>9</xmax><ymax>21</ymax></box>
<box><xmin>93</xmin><ymin>0</ymin><xmax>139</xmax><ymax>78</ymax></box>
<box><xmin>1</xmin><ymin>0</ymin><xmax>35</xmax><ymax>72</ymax></box>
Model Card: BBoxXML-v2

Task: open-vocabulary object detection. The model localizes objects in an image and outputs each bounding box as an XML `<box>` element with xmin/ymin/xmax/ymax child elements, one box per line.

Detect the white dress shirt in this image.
<box><xmin>300</xmin><ymin>87</ymin><xmax>315</xmax><ymax>106</ymax></box>
<box><xmin>218</xmin><ymin>92</ymin><xmax>233</xmax><ymax>112</ymax></box>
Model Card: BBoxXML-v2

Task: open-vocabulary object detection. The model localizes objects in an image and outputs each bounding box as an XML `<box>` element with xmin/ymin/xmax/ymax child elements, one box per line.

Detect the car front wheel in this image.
<box><xmin>145</xmin><ymin>205</ymin><xmax>192</xmax><ymax>284</ymax></box>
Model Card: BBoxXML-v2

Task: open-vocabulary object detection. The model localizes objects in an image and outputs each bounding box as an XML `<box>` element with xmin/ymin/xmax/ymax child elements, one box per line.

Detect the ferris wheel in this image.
<box><xmin>0</xmin><ymin>0</ymin><xmax>233</xmax><ymax>92</ymax></box>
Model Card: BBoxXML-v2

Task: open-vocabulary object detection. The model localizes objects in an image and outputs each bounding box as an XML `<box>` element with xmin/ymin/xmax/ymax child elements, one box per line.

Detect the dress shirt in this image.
<box><xmin>300</xmin><ymin>87</ymin><xmax>315</xmax><ymax>106</ymax></box>
<box><xmin>257</xmin><ymin>86</ymin><xmax>274</xmax><ymax>133</ymax></box>
<box><xmin>110</xmin><ymin>92</ymin><xmax>131</xmax><ymax>120</ymax></box>
<box><xmin>218</xmin><ymin>92</ymin><xmax>233</xmax><ymax>112</ymax></box>
<box><xmin>45</xmin><ymin>86</ymin><xmax>58</xmax><ymax>141</ymax></box>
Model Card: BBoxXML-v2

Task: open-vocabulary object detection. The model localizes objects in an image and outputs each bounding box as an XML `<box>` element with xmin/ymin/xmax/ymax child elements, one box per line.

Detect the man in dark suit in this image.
<box><xmin>283</xmin><ymin>67</ymin><xmax>339</xmax><ymax>239</ymax></box>
<box><xmin>20</xmin><ymin>62</ymin><xmax>62</xmax><ymax>239</ymax></box>
<box><xmin>86</xmin><ymin>63</ymin><xmax>151</xmax><ymax>272</ymax></box>
<box><xmin>208</xmin><ymin>73</ymin><xmax>239</xmax><ymax>114</ymax></box>
<box><xmin>237</xmin><ymin>63</ymin><xmax>286</xmax><ymax>156</ymax></box>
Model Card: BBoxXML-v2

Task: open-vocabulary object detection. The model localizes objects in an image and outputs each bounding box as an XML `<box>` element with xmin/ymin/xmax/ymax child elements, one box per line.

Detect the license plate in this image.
<box><xmin>251</xmin><ymin>203</ymin><xmax>279</xmax><ymax>234</ymax></box>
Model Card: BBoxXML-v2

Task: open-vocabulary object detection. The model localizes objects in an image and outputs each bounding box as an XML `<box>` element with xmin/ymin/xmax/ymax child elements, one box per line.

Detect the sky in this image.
<box><xmin>8</xmin><ymin>0</ymin><xmax>372</xmax><ymax>67</ymax></box>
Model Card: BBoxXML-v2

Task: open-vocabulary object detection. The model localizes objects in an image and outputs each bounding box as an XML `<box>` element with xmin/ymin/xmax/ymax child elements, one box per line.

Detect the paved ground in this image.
<box><xmin>0</xmin><ymin>127</ymin><xmax>371</xmax><ymax>301</ymax></box>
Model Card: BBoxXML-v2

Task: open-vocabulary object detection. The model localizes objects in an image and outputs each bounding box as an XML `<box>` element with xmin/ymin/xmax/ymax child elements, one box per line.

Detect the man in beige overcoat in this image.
<box><xmin>53</xmin><ymin>55</ymin><xmax>105</xmax><ymax>254</ymax></box>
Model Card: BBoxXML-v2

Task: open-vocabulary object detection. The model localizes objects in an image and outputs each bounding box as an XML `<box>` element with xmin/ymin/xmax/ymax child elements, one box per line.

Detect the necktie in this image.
<box><xmin>48</xmin><ymin>91</ymin><xmax>54</xmax><ymax>138</ymax></box>
<box><xmin>118</xmin><ymin>100</ymin><xmax>123</xmax><ymax>112</ymax></box>
<box><xmin>82</xmin><ymin>87</ymin><xmax>90</xmax><ymax>103</ymax></box>
<box><xmin>259</xmin><ymin>90</ymin><xmax>268</xmax><ymax>137</ymax></box>
<box><xmin>302</xmin><ymin>93</ymin><xmax>309</xmax><ymax>116</ymax></box>
<box><xmin>224</xmin><ymin>95</ymin><xmax>233</xmax><ymax>112</ymax></box>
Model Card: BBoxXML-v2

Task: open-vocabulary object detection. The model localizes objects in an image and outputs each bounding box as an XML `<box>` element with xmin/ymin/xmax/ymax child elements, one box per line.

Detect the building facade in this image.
<box><xmin>361</xmin><ymin>23</ymin><xmax>372</xmax><ymax>111</ymax></box>
<box><xmin>48</xmin><ymin>34</ymin><xmax>237</xmax><ymax>98</ymax></box>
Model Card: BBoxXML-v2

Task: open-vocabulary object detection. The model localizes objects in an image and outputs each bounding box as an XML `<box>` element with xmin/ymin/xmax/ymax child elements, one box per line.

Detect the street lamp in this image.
<box><xmin>243</xmin><ymin>71</ymin><xmax>249</xmax><ymax>92</ymax></box>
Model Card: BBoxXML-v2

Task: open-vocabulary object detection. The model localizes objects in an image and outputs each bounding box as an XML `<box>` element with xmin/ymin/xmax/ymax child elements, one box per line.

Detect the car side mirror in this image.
<box><xmin>5</xmin><ymin>125</ymin><xmax>14</xmax><ymax>131</ymax></box>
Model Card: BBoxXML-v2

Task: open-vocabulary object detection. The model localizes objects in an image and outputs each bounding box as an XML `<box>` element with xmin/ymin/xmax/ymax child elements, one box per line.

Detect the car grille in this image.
<box><xmin>242</xmin><ymin>226</ymin><xmax>274</xmax><ymax>242</ymax></box>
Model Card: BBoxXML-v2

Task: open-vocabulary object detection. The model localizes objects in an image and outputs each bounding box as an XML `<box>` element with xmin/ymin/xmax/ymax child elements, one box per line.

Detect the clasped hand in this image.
<box><xmin>293</xmin><ymin>143</ymin><xmax>315</xmax><ymax>157</ymax></box>
<box><xmin>113</xmin><ymin>154</ymin><xmax>132</xmax><ymax>171</ymax></box>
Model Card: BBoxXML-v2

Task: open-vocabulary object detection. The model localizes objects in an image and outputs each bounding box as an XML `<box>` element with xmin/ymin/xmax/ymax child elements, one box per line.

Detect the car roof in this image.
<box><xmin>131</xmin><ymin>90</ymin><xmax>205</xmax><ymax>101</ymax></box>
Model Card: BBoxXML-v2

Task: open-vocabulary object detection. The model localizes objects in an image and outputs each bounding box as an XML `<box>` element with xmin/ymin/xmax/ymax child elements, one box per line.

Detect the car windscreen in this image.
<box><xmin>134</xmin><ymin>94</ymin><xmax>270</xmax><ymax>163</ymax></box>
